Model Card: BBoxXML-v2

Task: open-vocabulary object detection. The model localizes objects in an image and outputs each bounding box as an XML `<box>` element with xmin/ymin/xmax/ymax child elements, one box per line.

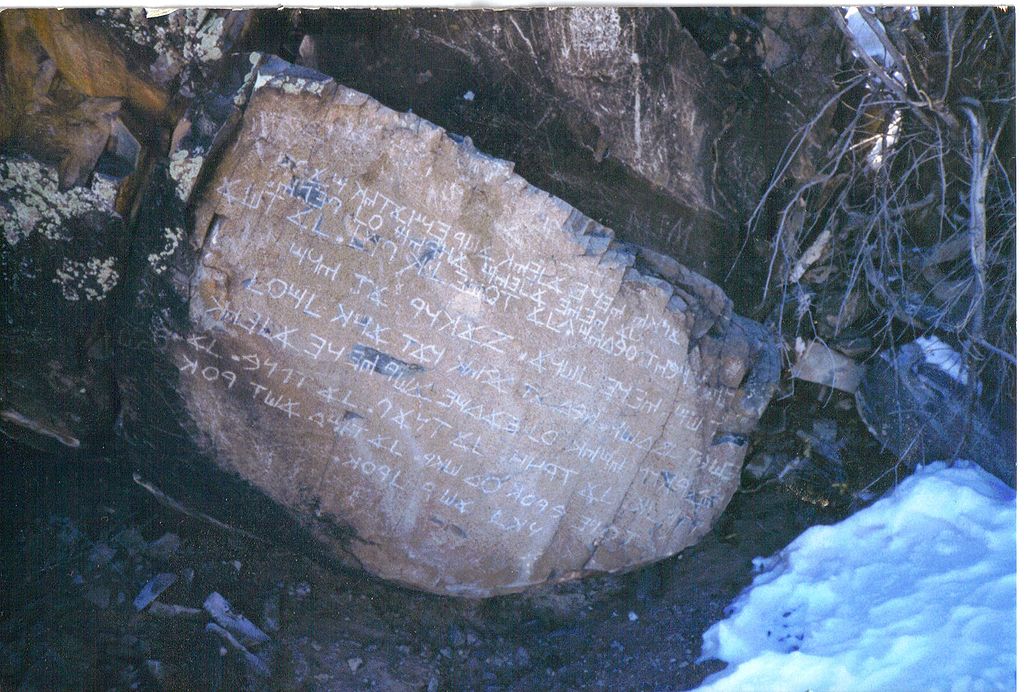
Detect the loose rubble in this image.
<box><xmin>0</xmin><ymin>435</ymin><xmax>842</xmax><ymax>690</ymax></box>
<box><xmin>133</xmin><ymin>573</ymin><xmax>177</xmax><ymax>611</ymax></box>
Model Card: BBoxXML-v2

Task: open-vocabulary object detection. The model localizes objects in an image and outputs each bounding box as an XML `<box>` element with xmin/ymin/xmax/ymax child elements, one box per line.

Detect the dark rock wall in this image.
<box><xmin>272</xmin><ymin>8</ymin><xmax>842</xmax><ymax>287</ymax></box>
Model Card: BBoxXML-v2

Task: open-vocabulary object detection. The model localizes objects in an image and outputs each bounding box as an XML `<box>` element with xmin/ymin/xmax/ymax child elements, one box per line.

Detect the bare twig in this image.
<box><xmin>829</xmin><ymin>8</ymin><xmax>930</xmax><ymax>126</ymax></box>
<box><xmin>788</xmin><ymin>229</ymin><xmax>832</xmax><ymax>284</ymax></box>
<box><xmin>958</xmin><ymin>100</ymin><xmax>990</xmax><ymax>340</ymax></box>
<box><xmin>860</xmin><ymin>8</ymin><xmax>926</xmax><ymax>104</ymax></box>
<box><xmin>974</xmin><ymin>337</ymin><xmax>1017</xmax><ymax>366</ymax></box>
<box><xmin>132</xmin><ymin>472</ymin><xmax>271</xmax><ymax>544</ymax></box>
<box><xmin>730</xmin><ymin>76</ymin><xmax>866</xmax><ymax>282</ymax></box>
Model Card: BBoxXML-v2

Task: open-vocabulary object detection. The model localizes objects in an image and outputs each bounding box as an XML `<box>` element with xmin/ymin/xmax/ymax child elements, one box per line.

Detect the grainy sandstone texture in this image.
<box><xmin>138</xmin><ymin>57</ymin><xmax>778</xmax><ymax>596</ymax></box>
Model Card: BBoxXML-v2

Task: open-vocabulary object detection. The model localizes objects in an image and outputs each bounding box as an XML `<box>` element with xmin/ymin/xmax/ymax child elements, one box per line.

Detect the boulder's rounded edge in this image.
<box><xmin>121</xmin><ymin>55</ymin><xmax>780</xmax><ymax>597</ymax></box>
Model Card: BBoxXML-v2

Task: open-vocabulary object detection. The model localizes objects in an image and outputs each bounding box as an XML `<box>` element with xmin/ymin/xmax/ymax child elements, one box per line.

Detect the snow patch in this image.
<box><xmin>844</xmin><ymin>8</ymin><xmax>893</xmax><ymax>67</ymax></box>
<box><xmin>916</xmin><ymin>335</ymin><xmax>969</xmax><ymax>386</ymax></box>
<box><xmin>699</xmin><ymin>461</ymin><xmax>1015</xmax><ymax>691</ymax></box>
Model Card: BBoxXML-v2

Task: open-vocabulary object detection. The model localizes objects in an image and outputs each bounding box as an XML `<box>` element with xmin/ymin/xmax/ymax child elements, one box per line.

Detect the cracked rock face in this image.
<box><xmin>139</xmin><ymin>58</ymin><xmax>777</xmax><ymax>596</ymax></box>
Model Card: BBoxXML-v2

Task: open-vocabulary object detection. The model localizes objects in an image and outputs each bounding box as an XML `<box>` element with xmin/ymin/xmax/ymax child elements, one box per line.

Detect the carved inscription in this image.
<box><xmin>170</xmin><ymin>67</ymin><xmax>766</xmax><ymax>596</ymax></box>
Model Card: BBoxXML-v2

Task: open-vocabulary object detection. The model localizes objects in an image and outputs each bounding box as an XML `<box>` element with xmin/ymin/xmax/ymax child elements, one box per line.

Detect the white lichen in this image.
<box><xmin>188</xmin><ymin>15</ymin><xmax>226</xmax><ymax>64</ymax></box>
<box><xmin>233</xmin><ymin>53</ymin><xmax>264</xmax><ymax>108</ymax></box>
<box><xmin>1</xmin><ymin>158</ymin><xmax>119</xmax><ymax>246</ymax></box>
<box><xmin>90</xmin><ymin>173</ymin><xmax>120</xmax><ymax>209</ymax></box>
<box><xmin>254</xmin><ymin>71</ymin><xmax>330</xmax><ymax>97</ymax></box>
<box><xmin>147</xmin><ymin>226</ymin><xmax>185</xmax><ymax>274</ymax></box>
<box><xmin>52</xmin><ymin>256</ymin><xmax>120</xmax><ymax>302</ymax></box>
<box><xmin>95</xmin><ymin>9</ymin><xmax>226</xmax><ymax>87</ymax></box>
<box><xmin>168</xmin><ymin>149</ymin><xmax>205</xmax><ymax>202</ymax></box>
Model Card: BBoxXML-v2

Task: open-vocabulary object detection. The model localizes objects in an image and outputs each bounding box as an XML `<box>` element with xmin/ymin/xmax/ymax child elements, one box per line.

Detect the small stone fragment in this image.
<box><xmin>144</xmin><ymin>659</ymin><xmax>165</xmax><ymax>684</ymax></box>
<box><xmin>84</xmin><ymin>585</ymin><xmax>111</xmax><ymax>609</ymax></box>
<box><xmin>791</xmin><ymin>339</ymin><xmax>863</xmax><ymax>394</ymax></box>
<box><xmin>203</xmin><ymin>592</ymin><xmax>271</xmax><ymax>648</ymax></box>
<box><xmin>744</xmin><ymin>453</ymin><xmax>788</xmax><ymax>483</ymax></box>
<box><xmin>146</xmin><ymin>532</ymin><xmax>181</xmax><ymax>561</ymax></box>
<box><xmin>88</xmin><ymin>542</ymin><xmax>116</xmax><ymax>567</ymax></box>
<box><xmin>298</xmin><ymin>34</ymin><xmax>318</xmax><ymax>70</ymax></box>
<box><xmin>147</xmin><ymin>602</ymin><xmax>204</xmax><ymax>618</ymax></box>
<box><xmin>133</xmin><ymin>572</ymin><xmax>178</xmax><ymax>610</ymax></box>
<box><xmin>796</xmin><ymin>419</ymin><xmax>843</xmax><ymax>464</ymax></box>
<box><xmin>261</xmin><ymin>592</ymin><xmax>281</xmax><ymax>633</ymax></box>
<box><xmin>347</xmin><ymin>657</ymin><xmax>363</xmax><ymax>673</ymax></box>
<box><xmin>205</xmin><ymin>622</ymin><xmax>270</xmax><ymax>678</ymax></box>
<box><xmin>113</xmin><ymin>527</ymin><xmax>146</xmax><ymax>557</ymax></box>
<box><xmin>289</xmin><ymin>582</ymin><xmax>311</xmax><ymax>599</ymax></box>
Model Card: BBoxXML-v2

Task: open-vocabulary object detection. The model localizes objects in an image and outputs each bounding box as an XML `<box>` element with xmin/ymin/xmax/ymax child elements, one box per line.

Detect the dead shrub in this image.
<box><xmin>745</xmin><ymin>7</ymin><xmax>1015</xmax><ymax>419</ymax></box>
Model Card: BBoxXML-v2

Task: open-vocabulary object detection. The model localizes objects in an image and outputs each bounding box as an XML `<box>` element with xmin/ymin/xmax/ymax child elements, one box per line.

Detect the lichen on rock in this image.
<box><xmin>52</xmin><ymin>255</ymin><xmax>120</xmax><ymax>302</ymax></box>
<box><xmin>168</xmin><ymin>150</ymin><xmax>205</xmax><ymax>203</ymax></box>
<box><xmin>146</xmin><ymin>226</ymin><xmax>185</xmax><ymax>274</ymax></box>
<box><xmin>0</xmin><ymin>153</ymin><xmax>126</xmax><ymax>450</ymax></box>
<box><xmin>0</xmin><ymin>157</ymin><xmax>121</xmax><ymax>246</ymax></box>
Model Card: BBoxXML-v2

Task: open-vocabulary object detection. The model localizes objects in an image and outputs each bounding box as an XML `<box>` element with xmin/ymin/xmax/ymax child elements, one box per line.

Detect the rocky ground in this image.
<box><xmin>0</xmin><ymin>382</ymin><xmax>895</xmax><ymax>691</ymax></box>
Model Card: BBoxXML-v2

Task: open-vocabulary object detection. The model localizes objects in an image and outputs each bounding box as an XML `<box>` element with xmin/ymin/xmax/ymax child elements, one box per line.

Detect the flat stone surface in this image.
<box><xmin>164</xmin><ymin>58</ymin><xmax>776</xmax><ymax>596</ymax></box>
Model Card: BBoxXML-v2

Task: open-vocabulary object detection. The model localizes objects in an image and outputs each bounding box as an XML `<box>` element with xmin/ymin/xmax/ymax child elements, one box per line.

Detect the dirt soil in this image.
<box><xmin>0</xmin><ymin>384</ymin><xmax>894</xmax><ymax>691</ymax></box>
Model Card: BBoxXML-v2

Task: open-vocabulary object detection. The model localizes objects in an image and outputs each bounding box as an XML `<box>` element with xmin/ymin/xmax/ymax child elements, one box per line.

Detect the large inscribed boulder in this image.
<box><xmin>123</xmin><ymin>58</ymin><xmax>778</xmax><ymax>596</ymax></box>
